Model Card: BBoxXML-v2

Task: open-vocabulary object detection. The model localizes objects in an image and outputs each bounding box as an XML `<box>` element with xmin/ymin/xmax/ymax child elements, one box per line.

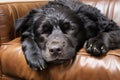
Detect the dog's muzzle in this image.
<box><xmin>47</xmin><ymin>37</ymin><xmax>66</xmax><ymax>56</ymax></box>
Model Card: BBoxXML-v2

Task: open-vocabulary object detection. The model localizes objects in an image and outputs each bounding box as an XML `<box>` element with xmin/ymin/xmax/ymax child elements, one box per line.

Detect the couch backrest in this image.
<box><xmin>81</xmin><ymin>0</ymin><xmax>120</xmax><ymax>26</ymax></box>
<box><xmin>0</xmin><ymin>0</ymin><xmax>120</xmax><ymax>43</ymax></box>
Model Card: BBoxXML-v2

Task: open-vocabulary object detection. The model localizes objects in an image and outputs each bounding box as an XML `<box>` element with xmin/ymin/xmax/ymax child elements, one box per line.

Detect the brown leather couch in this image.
<box><xmin>0</xmin><ymin>0</ymin><xmax>120</xmax><ymax>80</ymax></box>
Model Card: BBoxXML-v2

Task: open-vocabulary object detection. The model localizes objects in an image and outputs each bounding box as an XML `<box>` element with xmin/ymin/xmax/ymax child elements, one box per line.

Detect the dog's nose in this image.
<box><xmin>49</xmin><ymin>45</ymin><xmax>63</xmax><ymax>55</ymax></box>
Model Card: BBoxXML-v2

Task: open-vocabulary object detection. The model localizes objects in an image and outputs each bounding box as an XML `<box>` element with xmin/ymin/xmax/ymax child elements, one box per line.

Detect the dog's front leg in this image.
<box><xmin>84</xmin><ymin>30</ymin><xmax>120</xmax><ymax>56</ymax></box>
<box><xmin>21</xmin><ymin>32</ymin><xmax>47</xmax><ymax>70</ymax></box>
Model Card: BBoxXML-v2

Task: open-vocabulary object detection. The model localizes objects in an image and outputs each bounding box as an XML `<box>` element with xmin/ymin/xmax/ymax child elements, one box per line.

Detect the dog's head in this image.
<box><xmin>15</xmin><ymin>2</ymin><xmax>87</xmax><ymax>63</ymax></box>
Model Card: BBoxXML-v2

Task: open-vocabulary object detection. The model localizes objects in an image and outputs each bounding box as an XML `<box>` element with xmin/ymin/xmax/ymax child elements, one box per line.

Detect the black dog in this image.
<box><xmin>15</xmin><ymin>0</ymin><xmax>120</xmax><ymax>70</ymax></box>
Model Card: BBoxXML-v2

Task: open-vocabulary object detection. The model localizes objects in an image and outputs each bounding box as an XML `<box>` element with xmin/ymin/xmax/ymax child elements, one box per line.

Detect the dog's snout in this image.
<box><xmin>48</xmin><ymin>39</ymin><xmax>66</xmax><ymax>56</ymax></box>
<box><xmin>49</xmin><ymin>45</ymin><xmax>62</xmax><ymax>55</ymax></box>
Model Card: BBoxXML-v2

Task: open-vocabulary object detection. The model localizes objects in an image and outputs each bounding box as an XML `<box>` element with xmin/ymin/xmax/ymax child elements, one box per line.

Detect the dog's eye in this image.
<box><xmin>61</xmin><ymin>22</ymin><xmax>70</xmax><ymax>33</ymax></box>
<box><xmin>63</xmin><ymin>22</ymin><xmax>70</xmax><ymax>30</ymax></box>
<box><xmin>61</xmin><ymin>22</ymin><xmax>75</xmax><ymax>33</ymax></box>
<box><xmin>42</xmin><ymin>25</ymin><xmax>52</xmax><ymax>34</ymax></box>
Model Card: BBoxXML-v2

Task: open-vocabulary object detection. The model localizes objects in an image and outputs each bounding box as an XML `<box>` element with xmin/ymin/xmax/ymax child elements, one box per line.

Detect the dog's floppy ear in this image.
<box><xmin>14</xmin><ymin>9</ymin><xmax>40</xmax><ymax>33</ymax></box>
<box><xmin>14</xmin><ymin>17</ymin><xmax>27</xmax><ymax>32</ymax></box>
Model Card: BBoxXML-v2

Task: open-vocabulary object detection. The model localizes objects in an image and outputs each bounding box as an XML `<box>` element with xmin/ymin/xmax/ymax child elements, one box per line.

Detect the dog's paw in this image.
<box><xmin>84</xmin><ymin>36</ymin><xmax>109</xmax><ymax>56</ymax></box>
<box><xmin>24</xmin><ymin>50</ymin><xmax>47</xmax><ymax>70</ymax></box>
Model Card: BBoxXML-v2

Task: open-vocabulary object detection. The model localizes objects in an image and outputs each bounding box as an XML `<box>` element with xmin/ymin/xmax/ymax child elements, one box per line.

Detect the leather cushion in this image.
<box><xmin>0</xmin><ymin>38</ymin><xmax>120</xmax><ymax>80</ymax></box>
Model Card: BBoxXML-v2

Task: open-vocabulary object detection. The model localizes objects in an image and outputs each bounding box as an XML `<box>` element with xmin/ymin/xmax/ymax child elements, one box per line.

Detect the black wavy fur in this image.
<box><xmin>15</xmin><ymin>0</ymin><xmax>120</xmax><ymax>70</ymax></box>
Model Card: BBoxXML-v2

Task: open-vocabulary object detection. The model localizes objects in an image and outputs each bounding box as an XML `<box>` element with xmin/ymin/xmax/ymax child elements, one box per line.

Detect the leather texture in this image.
<box><xmin>1</xmin><ymin>38</ymin><xmax>120</xmax><ymax>80</ymax></box>
<box><xmin>0</xmin><ymin>0</ymin><xmax>120</xmax><ymax>80</ymax></box>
